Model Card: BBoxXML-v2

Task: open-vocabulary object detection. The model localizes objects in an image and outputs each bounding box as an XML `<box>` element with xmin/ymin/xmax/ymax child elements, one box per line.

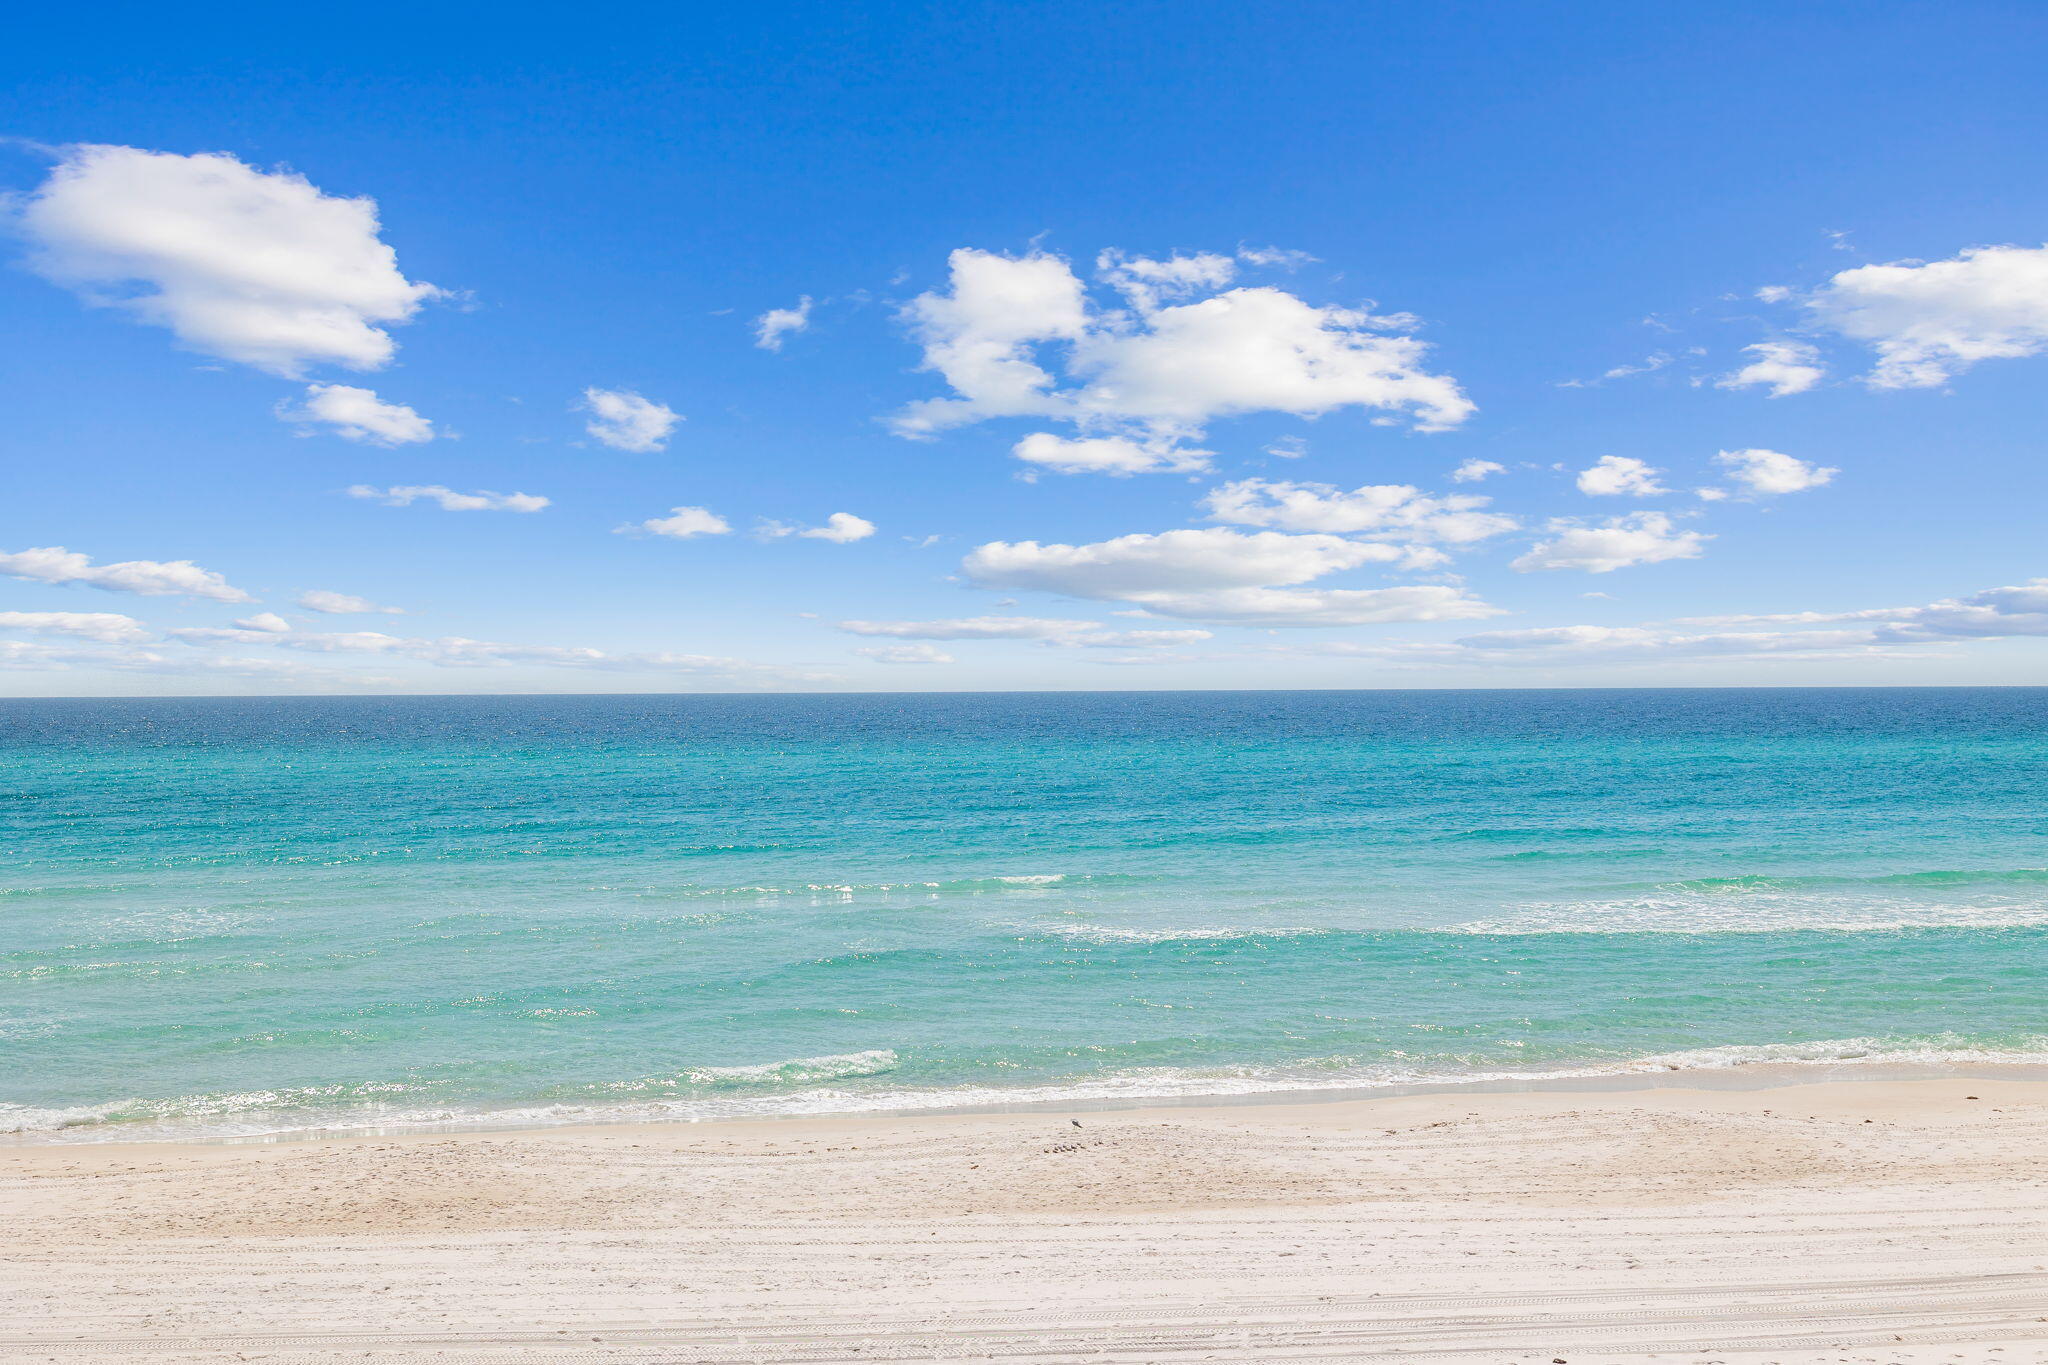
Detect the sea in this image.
<box><xmin>3</xmin><ymin>688</ymin><xmax>2045</xmax><ymax>1142</ymax></box>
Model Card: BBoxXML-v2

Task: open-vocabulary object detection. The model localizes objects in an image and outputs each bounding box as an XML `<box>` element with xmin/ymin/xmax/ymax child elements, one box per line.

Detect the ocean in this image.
<box><xmin>3</xmin><ymin>688</ymin><xmax>2045</xmax><ymax>1141</ymax></box>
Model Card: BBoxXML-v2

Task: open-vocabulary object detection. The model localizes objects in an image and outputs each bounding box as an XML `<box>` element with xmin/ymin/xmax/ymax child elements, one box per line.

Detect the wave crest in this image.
<box><xmin>682</xmin><ymin>1049</ymin><xmax>900</xmax><ymax>1087</ymax></box>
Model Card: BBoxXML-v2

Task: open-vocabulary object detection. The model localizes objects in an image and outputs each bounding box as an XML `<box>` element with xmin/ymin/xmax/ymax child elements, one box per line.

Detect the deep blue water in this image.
<box><xmin>3</xmin><ymin>688</ymin><xmax>2045</xmax><ymax>1139</ymax></box>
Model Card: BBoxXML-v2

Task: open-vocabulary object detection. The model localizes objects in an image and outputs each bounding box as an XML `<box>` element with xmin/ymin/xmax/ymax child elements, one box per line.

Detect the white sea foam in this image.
<box><xmin>1028</xmin><ymin>922</ymin><xmax>1328</xmax><ymax>944</ymax></box>
<box><xmin>11</xmin><ymin>1037</ymin><xmax>2047</xmax><ymax>1145</ymax></box>
<box><xmin>649</xmin><ymin>873</ymin><xmax>1081</xmax><ymax>899</ymax></box>
<box><xmin>682</xmin><ymin>1049</ymin><xmax>900</xmax><ymax>1086</ymax></box>
<box><xmin>1450</xmin><ymin>894</ymin><xmax>2048</xmax><ymax>935</ymax></box>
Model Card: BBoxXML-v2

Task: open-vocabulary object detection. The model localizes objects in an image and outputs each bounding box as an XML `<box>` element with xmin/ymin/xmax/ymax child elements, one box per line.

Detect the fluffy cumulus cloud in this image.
<box><xmin>1575</xmin><ymin>456</ymin><xmax>1667</xmax><ymax>497</ymax></box>
<box><xmin>233</xmin><ymin>612</ymin><xmax>293</xmax><ymax>633</ymax></box>
<box><xmin>0</xmin><ymin>611</ymin><xmax>150</xmax><ymax>643</ymax></box>
<box><xmin>1717</xmin><ymin>341</ymin><xmax>1825</xmax><ymax>397</ymax></box>
<box><xmin>1011</xmin><ymin>432</ymin><xmax>1212</xmax><ymax>477</ymax></box>
<box><xmin>889</xmin><ymin>248</ymin><xmax>1472</xmax><ymax>457</ymax></box>
<box><xmin>1200</xmin><ymin>478</ymin><xmax>1515</xmax><ymax>544</ymax></box>
<box><xmin>964</xmin><ymin>528</ymin><xmax>1396</xmax><ymax>598</ymax></box>
<box><xmin>753</xmin><ymin>296</ymin><xmax>813</xmax><ymax>350</ymax></box>
<box><xmin>1511</xmin><ymin>513</ymin><xmax>1709</xmax><ymax>574</ymax></box>
<box><xmin>297</xmin><ymin>589</ymin><xmax>402</xmax><ymax>615</ymax></box>
<box><xmin>1067</xmin><ymin>285</ymin><xmax>1470</xmax><ymax>434</ymax></box>
<box><xmin>0</xmin><ymin>546</ymin><xmax>252</xmax><ymax>601</ymax></box>
<box><xmin>837</xmin><ymin>615</ymin><xmax>1212</xmax><ymax>649</ymax></box>
<box><xmin>1791</xmin><ymin>244</ymin><xmax>2048</xmax><ymax>388</ymax></box>
<box><xmin>1713</xmin><ymin>448</ymin><xmax>1837</xmax><ymax>496</ymax></box>
<box><xmin>1095</xmin><ymin>248</ymin><xmax>1239</xmax><ymax>310</ymax></box>
<box><xmin>853</xmin><ymin>643</ymin><xmax>955</xmax><ymax>664</ymax></box>
<box><xmin>893</xmin><ymin>249</ymin><xmax>1089</xmax><ymax>435</ymax></box>
<box><xmin>15</xmin><ymin>144</ymin><xmax>438</xmax><ymax>376</ymax></box>
<box><xmin>620</xmin><ymin>506</ymin><xmax>731</xmax><ymax>539</ymax></box>
<box><xmin>1450</xmin><ymin>459</ymin><xmax>1504</xmax><ymax>483</ymax></box>
<box><xmin>280</xmin><ymin>384</ymin><xmax>434</xmax><ymax>445</ymax></box>
<box><xmin>347</xmin><ymin>484</ymin><xmax>549</xmax><ymax>512</ymax></box>
<box><xmin>580</xmin><ymin>388</ymin><xmax>681</xmax><ymax>452</ymax></box>
<box><xmin>758</xmin><ymin>512</ymin><xmax>876</xmax><ymax>543</ymax></box>
<box><xmin>961</xmin><ymin>527</ymin><xmax>1496</xmax><ymax>627</ymax></box>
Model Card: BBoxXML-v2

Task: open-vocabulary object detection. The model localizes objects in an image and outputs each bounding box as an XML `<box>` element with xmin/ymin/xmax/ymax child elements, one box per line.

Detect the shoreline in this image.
<box><xmin>10</xmin><ymin>1054</ymin><xmax>2048</xmax><ymax>1150</ymax></box>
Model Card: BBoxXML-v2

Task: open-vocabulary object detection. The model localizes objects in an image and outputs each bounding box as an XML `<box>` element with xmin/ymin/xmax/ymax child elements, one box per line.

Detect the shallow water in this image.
<box><xmin>4</xmin><ymin>688</ymin><xmax>2045</xmax><ymax>1140</ymax></box>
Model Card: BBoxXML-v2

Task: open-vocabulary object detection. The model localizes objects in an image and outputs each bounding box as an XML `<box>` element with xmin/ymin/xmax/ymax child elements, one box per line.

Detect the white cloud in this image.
<box><xmin>892</xmin><ymin>249</ymin><xmax>1090</xmax><ymax>436</ymax></box>
<box><xmin>1077</xmin><ymin>628</ymin><xmax>1213</xmax><ymax>647</ymax></box>
<box><xmin>1200</xmin><ymin>478</ymin><xmax>1516</xmax><ymax>543</ymax></box>
<box><xmin>1095</xmin><ymin>249</ymin><xmax>1238</xmax><ymax>310</ymax></box>
<box><xmin>1450</xmin><ymin>459</ymin><xmax>1504</xmax><ymax>483</ymax></box>
<box><xmin>1575</xmin><ymin>456</ymin><xmax>1668</xmax><ymax>497</ymax></box>
<box><xmin>800</xmin><ymin>512</ymin><xmax>876</xmax><ymax>543</ymax></box>
<box><xmin>0</xmin><ymin>610</ymin><xmax>149</xmax><ymax>643</ymax></box>
<box><xmin>964</xmin><ymin>528</ymin><xmax>1400</xmax><ymax>598</ymax></box>
<box><xmin>1681</xmin><ymin>580</ymin><xmax>2048</xmax><ymax>643</ymax></box>
<box><xmin>754</xmin><ymin>296</ymin><xmax>813</xmax><ymax>351</ymax></box>
<box><xmin>758</xmin><ymin>512</ymin><xmax>876</xmax><ymax>542</ymax></box>
<box><xmin>347</xmin><ymin>484</ymin><xmax>549</xmax><ymax>512</ymax></box>
<box><xmin>1337</xmin><ymin>577</ymin><xmax>2048</xmax><ymax>669</ymax></box>
<box><xmin>1119</xmin><ymin>584</ymin><xmax>1501</xmax><ymax>627</ymax></box>
<box><xmin>1713</xmin><ymin>448</ymin><xmax>1837</xmax><ymax>496</ymax></box>
<box><xmin>839</xmin><ymin>616</ymin><xmax>1106</xmax><ymax>641</ymax></box>
<box><xmin>297</xmin><ymin>589</ymin><xmax>402</xmax><ymax>615</ymax></box>
<box><xmin>890</xmin><ymin>247</ymin><xmax>1471</xmax><ymax>445</ymax></box>
<box><xmin>1011</xmin><ymin>432</ymin><xmax>1211</xmax><ymax>477</ymax></box>
<box><xmin>1796</xmin><ymin>244</ymin><xmax>2048</xmax><ymax>388</ymax></box>
<box><xmin>580</xmin><ymin>388</ymin><xmax>680</xmax><ymax>452</ymax></box>
<box><xmin>280</xmin><ymin>383</ymin><xmax>434</xmax><ymax>445</ymax></box>
<box><xmin>1871</xmin><ymin>579</ymin><xmax>2048</xmax><ymax>640</ymax></box>
<box><xmin>837</xmin><ymin>616</ymin><xmax>1213</xmax><ymax>648</ymax></box>
<box><xmin>0</xmin><ymin>546</ymin><xmax>252</xmax><ymax>601</ymax></box>
<box><xmin>161</xmin><ymin>620</ymin><xmax>834</xmax><ymax>684</ymax></box>
<box><xmin>1716</xmin><ymin>341</ymin><xmax>1825</xmax><ymax>397</ymax></box>
<box><xmin>1237</xmin><ymin>245</ymin><xmax>1318</xmax><ymax>269</ymax></box>
<box><xmin>621</xmin><ymin>506</ymin><xmax>731</xmax><ymax>539</ymax></box>
<box><xmin>1560</xmin><ymin>351</ymin><xmax>1676</xmax><ymax>388</ymax></box>
<box><xmin>854</xmin><ymin>643</ymin><xmax>955</xmax><ymax>664</ymax></box>
<box><xmin>1067</xmin><ymin>285</ymin><xmax>1472</xmax><ymax>435</ymax></box>
<box><xmin>1511</xmin><ymin>513</ymin><xmax>1709</xmax><ymax>574</ymax></box>
<box><xmin>168</xmin><ymin>626</ymin><xmax>294</xmax><ymax>649</ymax></box>
<box><xmin>0</xmin><ymin>639</ymin><xmax>141</xmax><ymax>671</ymax></box>
<box><xmin>15</xmin><ymin>144</ymin><xmax>437</xmax><ymax>376</ymax></box>
<box><xmin>233</xmin><ymin>612</ymin><xmax>293</xmax><ymax>633</ymax></box>
<box><xmin>1353</xmin><ymin>624</ymin><xmax>1898</xmax><ymax>665</ymax></box>
<box><xmin>0</xmin><ymin>637</ymin><xmax>421</xmax><ymax>685</ymax></box>
<box><xmin>961</xmin><ymin>527</ymin><xmax>1495</xmax><ymax>626</ymax></box>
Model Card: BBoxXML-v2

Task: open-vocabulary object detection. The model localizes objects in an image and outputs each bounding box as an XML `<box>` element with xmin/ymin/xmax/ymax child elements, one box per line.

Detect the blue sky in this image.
<box><xmin>3</xmin><ymin>0</ymin><xmax>2045</xmax><ymax>694</ymax></box>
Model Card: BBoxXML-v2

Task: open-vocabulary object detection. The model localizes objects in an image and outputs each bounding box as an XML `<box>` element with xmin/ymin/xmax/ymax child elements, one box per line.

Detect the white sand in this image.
<box><xmin>4</xmin><ymin>1074</ymin><xmax>2047</xmax><ymax>1363</ymax></box>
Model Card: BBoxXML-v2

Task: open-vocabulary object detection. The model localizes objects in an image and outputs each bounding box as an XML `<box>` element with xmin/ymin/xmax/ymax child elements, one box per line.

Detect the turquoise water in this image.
<box><xmin>3</xmin><ymin>689</ymin><xmax>2046</xmax><ymax>1141</ymax></box>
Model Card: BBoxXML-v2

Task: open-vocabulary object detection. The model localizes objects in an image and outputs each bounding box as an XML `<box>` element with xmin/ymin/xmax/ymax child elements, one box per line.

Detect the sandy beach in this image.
<box><xmin>3</xmin><ymin>1073</ymin><xmax>2045</xmax><ymax>1363</ymax></box>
